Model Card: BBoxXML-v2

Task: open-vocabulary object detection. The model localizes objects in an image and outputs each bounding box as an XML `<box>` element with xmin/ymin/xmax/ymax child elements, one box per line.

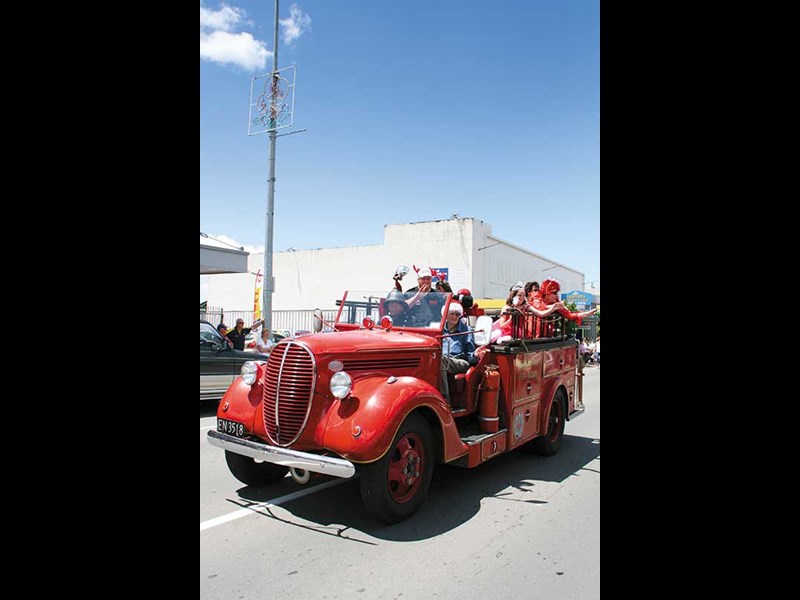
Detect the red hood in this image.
<box><xmin>285</xmin><ymin>328</ymin><xmax>439</xmax><ymax>356</ymax></box>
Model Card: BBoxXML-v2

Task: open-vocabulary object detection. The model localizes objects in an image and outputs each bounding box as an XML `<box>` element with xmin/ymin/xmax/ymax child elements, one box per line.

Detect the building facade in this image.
<box><xmin>206</xmin><ymin>217</ymin><xmax>588</xmax><ymax>312</ymax></box>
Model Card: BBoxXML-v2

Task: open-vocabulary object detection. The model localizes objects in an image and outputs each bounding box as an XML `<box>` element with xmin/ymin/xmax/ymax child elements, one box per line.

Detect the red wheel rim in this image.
<box><xmin>386</xmin><ymin>432</ymin><xmax>425</xmax><ymax>503</ymax></box>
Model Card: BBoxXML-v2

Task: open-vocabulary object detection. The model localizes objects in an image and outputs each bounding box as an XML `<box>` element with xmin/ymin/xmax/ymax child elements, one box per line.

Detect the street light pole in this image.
<box><xmin>541</xmin><ymin>265</ymin><xmax>560</xmax><ymax>279</ymax></box>
<box><xmin>262</xmin><ymin>0</ymin><xmax>280</xmax><ymax>331</ymax></box>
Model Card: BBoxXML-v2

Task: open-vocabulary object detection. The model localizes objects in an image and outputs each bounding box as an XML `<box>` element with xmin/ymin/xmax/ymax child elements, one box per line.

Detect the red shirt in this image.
<box><xmin>530</xmin><ymin>298</ymin><xmax>584</xmax><ymax>337</ymax></box>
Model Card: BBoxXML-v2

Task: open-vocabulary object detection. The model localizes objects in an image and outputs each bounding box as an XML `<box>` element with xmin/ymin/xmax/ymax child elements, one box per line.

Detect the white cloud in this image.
<box><xmin>200</xmin><ymin>2</ymin><xmax>270</xmax><ymax>70</ymax></box>
<box><xmin>200</xmin><ymin>30</ymin><xmax>270</xmax><ymax>70</ymax></box>
<box><xmin>200</xmin><ymin>3</ymin><xmax>310</xmax><ymax>69</ymax></box>
<box><xmin>199</xmin><ymin>3</ymin><xmax>245</xmax><ymax>32</ymax></box>
<box><xmin>280</xmin><ymin>4</ymin><xmax>311</xmax><ymax>45</ymax></box>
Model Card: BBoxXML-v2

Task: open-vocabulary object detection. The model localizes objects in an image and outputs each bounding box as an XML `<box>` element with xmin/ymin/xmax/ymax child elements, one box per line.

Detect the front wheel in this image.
<box><xmin>225</xmin><ymin>451</ymin><xmax>289</xmax><ymax>487</ymax></box>
<box><xmin>359</xmin><ymin>413</ymin><xmax>434</xmax><ymax>523</ymax></box>
<box><xmin>531</xmin><ymin>390</ymin><xmax>566</xmax><ymax>456</ymax></box>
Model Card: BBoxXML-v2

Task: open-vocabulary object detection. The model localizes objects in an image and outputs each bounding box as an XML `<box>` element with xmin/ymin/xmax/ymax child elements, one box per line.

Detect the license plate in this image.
<box><xmin>217</xmin><ymin>418</ymin><xmax>245</xmax><ymax>438</ymax></box>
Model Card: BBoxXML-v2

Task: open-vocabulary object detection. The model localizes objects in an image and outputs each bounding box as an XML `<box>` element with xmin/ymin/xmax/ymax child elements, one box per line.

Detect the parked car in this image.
<box><xmin>244</xmin><ymin>330</ymin><xmax>286</xmax><ymax>353</ymax></box>
<box><xmin>200</xmin><ymin>320</ymin><xmax>269</xmax><ymax>402</ymax></box>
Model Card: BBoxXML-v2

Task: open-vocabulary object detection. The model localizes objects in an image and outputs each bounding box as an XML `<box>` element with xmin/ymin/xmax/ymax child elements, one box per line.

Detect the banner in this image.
<box><xmin>432</xmin><ymin>267</ymin><xmax>449</xmax><ymax>282</ymax></box>
<box><xmin>253</xmin><ymin>270</ymin><xmax>263</xmax><ymax>321</ymax></box>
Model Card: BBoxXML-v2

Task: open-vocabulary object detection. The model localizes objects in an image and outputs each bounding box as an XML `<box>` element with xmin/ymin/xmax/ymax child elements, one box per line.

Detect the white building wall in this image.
<box><xmin>383</xmin><ymin>218</ymin><xmax>478</xmax><ymax>294</ymax></box>
<box><xmin>463</xmin><ymin>218</ymin><xmax>583</xmax><ymax>299</ymax></box>
<box><xmin>207</xmin><ymin>244</ymin><xmax>386</xmax><ymax>311</ymax></box>
<box><xmin>206</xmin><ymin>217</ymin><xmax>587</xmax><ymax>311</ymax></box>
<box><xmin>477</xmin><ymin>236</ymin><xmax>584</xmax><ymax>299</ymax></box>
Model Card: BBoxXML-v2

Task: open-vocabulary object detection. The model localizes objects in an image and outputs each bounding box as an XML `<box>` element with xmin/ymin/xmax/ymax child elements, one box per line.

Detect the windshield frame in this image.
<box><xmin>335</xmin><ymin>290</ymin><xmax>453</xmax><ymax>331</ymax></box>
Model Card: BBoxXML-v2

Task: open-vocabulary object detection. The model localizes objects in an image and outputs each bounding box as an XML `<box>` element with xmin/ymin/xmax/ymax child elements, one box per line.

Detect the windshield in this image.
<box><xmin>200</xmin><ymin>321</ymin><xmax>224</xmax><ymax>344</ymax></box>
<box><xmin>336</xmin><ymin>290</ymin><xmax>452</xmax><ymax>331</ymax></box>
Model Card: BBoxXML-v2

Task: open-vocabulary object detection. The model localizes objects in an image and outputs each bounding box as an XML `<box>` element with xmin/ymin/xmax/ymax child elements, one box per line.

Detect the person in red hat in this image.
<box><xmin>532</xmin><ymin>279</ymin><xmax>598</xmax><ymax>337</ymax></box>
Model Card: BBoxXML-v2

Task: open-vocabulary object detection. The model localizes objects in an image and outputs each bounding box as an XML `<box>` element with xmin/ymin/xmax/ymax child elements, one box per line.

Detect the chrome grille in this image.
<box><xmin>262</xmin><ymin>341</ymin><xmax>316</xmax><ymax>446</ymax></box>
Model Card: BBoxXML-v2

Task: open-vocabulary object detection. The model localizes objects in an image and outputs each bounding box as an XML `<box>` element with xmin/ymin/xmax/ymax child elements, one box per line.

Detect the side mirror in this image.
<box><xmin>313</xmin><ymin>308</ymin><xmax>324</xmax><ymax>333</ymax></box>
<box><xmin>473</xmin><ymin>315</ymin><xmax>493</xmax><ymax>346</ymax></box>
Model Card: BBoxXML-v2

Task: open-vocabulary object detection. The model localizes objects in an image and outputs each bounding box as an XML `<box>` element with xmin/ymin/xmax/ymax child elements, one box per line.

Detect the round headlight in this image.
<box><xmin>362</xmin><ymin>316</ymin><xmax>375</xmax><ymax>329</ymax></box>
<box><xmin>240</xmin><ymin>361</ymin><xmax>259</xmax><ymax>386</ymax></box>
<box><xmin>329</xmin><ymin>370</ymin><xmax>352</xmax><ymax>399</ymax></box>
<box><xmin>380</xmin><ymin>315</ymin><xmax>393</xmax><ymax>330</ymax></box>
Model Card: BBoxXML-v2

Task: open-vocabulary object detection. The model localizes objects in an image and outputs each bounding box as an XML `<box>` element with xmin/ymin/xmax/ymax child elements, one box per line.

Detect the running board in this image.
<box><xmin>568</xmin><ymin>406</ymin><xmax>585</xmax><ymax>421</ymax></box>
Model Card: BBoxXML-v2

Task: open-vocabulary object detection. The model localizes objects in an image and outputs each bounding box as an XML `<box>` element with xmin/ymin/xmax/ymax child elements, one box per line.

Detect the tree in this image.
<box><xmin>564</xmin><ymin>302</ymin><xmax>578</xmax><ymax>336</ymax></box>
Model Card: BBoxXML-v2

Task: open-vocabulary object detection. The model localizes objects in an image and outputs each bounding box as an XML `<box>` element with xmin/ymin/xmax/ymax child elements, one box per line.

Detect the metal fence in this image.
<box><xmin>200</xmin><ymin>306</ymin><xmax>340</xmax><ymax>335</ymax></box>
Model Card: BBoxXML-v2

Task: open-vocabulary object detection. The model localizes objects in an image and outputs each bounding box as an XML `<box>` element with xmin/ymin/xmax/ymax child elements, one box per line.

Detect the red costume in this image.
<box><xmin>530</xmin><ymin>279</ymin><xmax>585</xmax><ymax>337</ymax></box>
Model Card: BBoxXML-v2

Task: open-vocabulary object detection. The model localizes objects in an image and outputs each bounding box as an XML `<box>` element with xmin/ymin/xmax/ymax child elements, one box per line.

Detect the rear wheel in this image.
<box><xmin>225</xmin><ymin>451</ymin><xmax>289</xmax><ymax>487</ymax></box>
<box><xmin>532</xmin><ymin>390</ymin><xmax>566</xmax><ymax>456</ymax></box>
<box><xmin>359</xmin><ymin>413</ymin><xmax>434</xmax><ymax>523</ymax></box>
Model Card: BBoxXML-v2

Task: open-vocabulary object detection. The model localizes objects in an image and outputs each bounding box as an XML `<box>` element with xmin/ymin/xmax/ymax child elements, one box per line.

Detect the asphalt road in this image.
<box><xmin>200</xmin><ymin>367</ymin><xmax>600</xmax><ymax>600</ymax></box>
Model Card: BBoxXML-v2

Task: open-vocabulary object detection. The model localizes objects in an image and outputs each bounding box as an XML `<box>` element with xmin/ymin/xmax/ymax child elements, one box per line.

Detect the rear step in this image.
<box><xmin>459</xmin><ymin>429</ymin><xmax>506</xmax><ymax>445</ymax></box>
<box><xmin>448</xmin><ymin>428</ymin><xmax>509</xmax><ymax>468</ymax></box>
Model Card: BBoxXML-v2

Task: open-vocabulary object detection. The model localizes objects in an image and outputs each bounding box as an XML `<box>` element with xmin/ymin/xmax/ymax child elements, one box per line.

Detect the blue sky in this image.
<box><xmin>200</xmin><ymin>1</ymin><xmax>599</xmax><ymax>300</ymax></box>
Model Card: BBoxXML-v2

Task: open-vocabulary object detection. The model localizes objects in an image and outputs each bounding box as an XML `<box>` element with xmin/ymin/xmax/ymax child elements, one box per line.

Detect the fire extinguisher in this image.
<box><xmin>478</xmin><ymin>364</ymin><xmax>500</xmax><ymax>433</ymax></box>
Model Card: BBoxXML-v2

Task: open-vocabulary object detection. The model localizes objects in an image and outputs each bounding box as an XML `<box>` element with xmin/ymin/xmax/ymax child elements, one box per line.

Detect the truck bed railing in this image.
<box><xmin>507</xmin><ymin>311</ymin><xmax>571</xmax><ymax>343</ymax></box>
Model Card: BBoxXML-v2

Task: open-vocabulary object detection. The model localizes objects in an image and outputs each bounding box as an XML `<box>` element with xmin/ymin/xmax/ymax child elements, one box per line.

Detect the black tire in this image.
<box><xmin>359</xmin><ymin>413</ymin><xmax>434</xmax><ymax>524</ymax></box>
<box><xmin>224</xmin><ymin>451</ymin><xmax>289</xmax><ymax>487</ymax></box>
<box><xmin>532</xmin><ymin>390</ymin><xmax>567</xmax><ymax>456</ymax></box>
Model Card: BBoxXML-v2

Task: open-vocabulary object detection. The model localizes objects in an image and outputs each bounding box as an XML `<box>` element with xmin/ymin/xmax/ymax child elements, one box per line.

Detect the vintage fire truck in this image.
<box><xmin>207</xmin><ymin>287</ymin><xmax>585</xmax><ymax>523</ymax></box>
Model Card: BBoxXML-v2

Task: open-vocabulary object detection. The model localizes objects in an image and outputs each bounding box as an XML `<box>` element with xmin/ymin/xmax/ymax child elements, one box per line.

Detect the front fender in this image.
<box><xmin>216</xmin><ymin>373</ymin><xmax>264</xmax><ymax>433</ymax></box>
<box><xmin>321</xmin><ymin>375</ymin><xmax>465</xmax><ymax>464</ymax></box>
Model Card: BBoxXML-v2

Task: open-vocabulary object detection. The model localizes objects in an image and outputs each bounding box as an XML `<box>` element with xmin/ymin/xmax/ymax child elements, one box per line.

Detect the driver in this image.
<box><xmin>383</xmin><ymin>290</ymin><xmax>412</xmax><ymax>326</ymax></box>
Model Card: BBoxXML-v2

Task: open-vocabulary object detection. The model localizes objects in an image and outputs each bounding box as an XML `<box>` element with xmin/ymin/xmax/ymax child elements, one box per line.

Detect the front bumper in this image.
<box><xmin>207</xmin><ymin>430</ymin><xmax>356</xmax><ymax>479</ymax></box>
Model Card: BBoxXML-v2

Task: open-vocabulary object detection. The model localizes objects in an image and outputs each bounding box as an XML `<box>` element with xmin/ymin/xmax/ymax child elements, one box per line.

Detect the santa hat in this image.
<box><xmin>442</xmin><ymin>302</ymin><xmax>463</xmax><ymax>317</ymax></box>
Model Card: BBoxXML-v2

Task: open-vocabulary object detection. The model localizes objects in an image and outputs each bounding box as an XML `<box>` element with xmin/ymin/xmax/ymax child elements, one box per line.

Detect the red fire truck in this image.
<box><xmin>207</xmin><ymin>289</ymin><xmax>585</xmax><ymax>523</ymax></box>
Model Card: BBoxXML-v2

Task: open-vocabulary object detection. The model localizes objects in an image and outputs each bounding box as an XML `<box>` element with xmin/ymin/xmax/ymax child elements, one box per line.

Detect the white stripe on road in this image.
<box><xmin>200</xmin><ymin>477</ymin><xmax>352</xmax><ymax>532</ymax></box>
